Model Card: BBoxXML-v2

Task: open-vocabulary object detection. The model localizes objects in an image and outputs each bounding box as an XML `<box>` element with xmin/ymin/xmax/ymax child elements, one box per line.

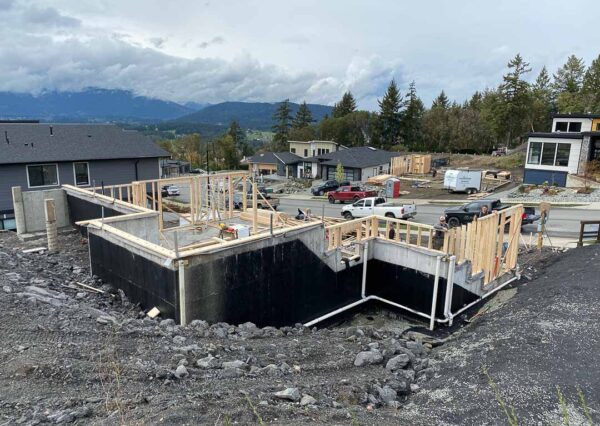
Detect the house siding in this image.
<box><xmin>0</xmin><ymin>158</ymin><xmax>160</xmax><ymax>214</ymax></box>
<box><xmin>523</xmin><ymin>169</ymin><xmax>568</xmax><ymax>186</ymax></box>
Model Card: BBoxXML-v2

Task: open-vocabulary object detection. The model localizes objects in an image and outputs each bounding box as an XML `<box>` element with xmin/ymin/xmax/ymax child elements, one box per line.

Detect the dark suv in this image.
<box><xmin>444</xmin><ymin>200</ymin><xmax>508</xmax><ymax>227</ymax></box>
<box><xmin>311</xmin><ymin>180</ymin><xmax>350</xmax><ymax>196</ymax></box>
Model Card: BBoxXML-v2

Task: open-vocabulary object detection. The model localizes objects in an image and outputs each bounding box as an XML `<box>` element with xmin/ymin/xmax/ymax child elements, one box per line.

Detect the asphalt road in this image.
<box><xmin>277</xmin><ymin>197</ymin><xmax>599</xmax><ymax>239</ymax></box>
<box><xmin>167</xmin><ymin>184</ymin><xmax>598</xmax><ymax>239</ymax></box>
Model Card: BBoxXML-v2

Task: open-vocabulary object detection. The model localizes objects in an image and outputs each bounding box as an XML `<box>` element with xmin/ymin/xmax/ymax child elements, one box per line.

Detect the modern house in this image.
<box><xmin>299</xmin><ymin>146</ymin><xmax>401</xmax><ymax>181</ymax></box>
<box><xmin>0</xmin><ymin>122</ymin><xmax>168</xmax><ymax>230</ymax></box>
<box><xmin>523</xmin><ymin>114</ymin><xmax>600</xmax><ymax>186</ymax></box>
<box><xmin>289</xmin><ymin>140</ymin><xmax>339</xmax><ymax>158</ymax></box>
<box><xmin>244</xmin><ymin>151</ymin><xmax>302</xmax><ymax>177</ymax></box>
<box><xmin>161</xmin><ymin>159</ymin><xmax>191</xmax><ymax>177</ymax></box>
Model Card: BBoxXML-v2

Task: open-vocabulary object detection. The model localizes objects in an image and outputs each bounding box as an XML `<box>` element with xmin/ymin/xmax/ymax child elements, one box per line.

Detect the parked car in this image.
<box><xmin>227</xmin><ymin>193</ymin><xmax>279</xmax><ymax>210</ymax></box>
<box><xmin>311</xmin><ymin>180</ymin><xmax>350</xmax><ymax>196</ymax></box>
<box><xmin>161</xmin><ymin>185</ymin><xmax>180</xmax><ymax>197</ymax></box>
<box><xmin>328</xmin><ymin>186</ymin><xmax>378</xmax><ymax>204</ymax></box>
<box><xmin>522</xmin><ymin>206</ymin><xmax>540</xmax><ymax>225</ymax></box>
<box><xmin>341</xmin><ymin>197</ymin><xmax>417</xmax><ymax>220</ymax></box>
<box><xmin>444</xmin><ymin>199</ymin><xmax>509</xmax><ymax>227</ymax></box>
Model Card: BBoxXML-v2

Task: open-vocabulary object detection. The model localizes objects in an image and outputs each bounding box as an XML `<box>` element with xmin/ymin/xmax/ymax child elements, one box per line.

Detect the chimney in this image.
<box><xmin>4</xmin><ymin>130</ymin><xmax>8</xmax><ymax>144</ymax></box>
<box><xmin>49</xmin><ymin>126</ymin><xmax>53</xmax><ymax>136</ymax></box>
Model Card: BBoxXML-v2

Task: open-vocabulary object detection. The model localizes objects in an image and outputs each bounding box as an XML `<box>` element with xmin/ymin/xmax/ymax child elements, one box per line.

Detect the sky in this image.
<box><xmin>0</xmin><ymin>0</ymin><xmax>598</xmax><ymax>110</ymax></box>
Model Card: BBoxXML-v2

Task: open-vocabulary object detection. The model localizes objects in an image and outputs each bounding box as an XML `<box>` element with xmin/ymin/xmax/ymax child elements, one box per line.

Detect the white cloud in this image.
<box><xmin>0</xmin><ymin>0</ymin><xmax>598</xmax><ymax>109</ymax></box>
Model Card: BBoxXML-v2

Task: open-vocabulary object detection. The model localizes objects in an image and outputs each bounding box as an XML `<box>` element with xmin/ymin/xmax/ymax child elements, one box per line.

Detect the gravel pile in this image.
<box><xmin>0</xmin><ymin>230</ymin><xmax>437</xmax><ymax>425</ymax></box>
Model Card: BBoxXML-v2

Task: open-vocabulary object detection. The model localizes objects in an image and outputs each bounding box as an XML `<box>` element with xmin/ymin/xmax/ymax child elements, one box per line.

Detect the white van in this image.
<box><xmin>443</xmin><ymin>169</ymin><xmax>482</xmax><ymax>194</ymax></box>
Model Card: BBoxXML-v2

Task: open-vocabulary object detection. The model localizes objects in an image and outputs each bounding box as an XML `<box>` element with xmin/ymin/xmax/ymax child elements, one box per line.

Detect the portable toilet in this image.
<box><xmin>385</xmin><ymin>178</ymin><xmax>401</xmax><ymax>198</ymax></box>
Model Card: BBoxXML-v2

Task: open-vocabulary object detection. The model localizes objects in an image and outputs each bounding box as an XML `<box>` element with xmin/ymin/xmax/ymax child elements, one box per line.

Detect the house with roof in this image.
<box><xmin>523</xmin><ymin>114</ymin><xmax>600</xmax><ymax>187</ymax></box>
<box><xmin>300</xmin><ymin>146</ymin><xmax>402</xmax><ymax>181</ymax></box>
<box><xmin>0</xmin><ymin>122</ymin><xmax>169</xmax><ymax>230</ymax></box>
<box><xmin>243</xmin><ymin>151</ymin><xmax>302</xmax><ymax>177</ymax></box>
<box><xmin>288</xmin><ymin>140</ymin><xmax>339</xmax><ymax>158</ymax></box>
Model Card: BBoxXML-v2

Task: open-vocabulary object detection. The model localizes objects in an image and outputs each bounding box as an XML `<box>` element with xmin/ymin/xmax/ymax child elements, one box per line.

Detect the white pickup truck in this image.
<box><xmin>341</xmin><ymin>197</ymin><xmax>417</xmax><ymax>220</ymax></box>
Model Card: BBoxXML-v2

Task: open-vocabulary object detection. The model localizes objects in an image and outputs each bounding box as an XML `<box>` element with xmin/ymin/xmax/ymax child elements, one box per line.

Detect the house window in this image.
<box><xmin>541</xmin><ymin>143</ymin><xmax>557</xmax><ymax>165</ymax></box>
<box><xmin>527</xmin><ymin>142</ymin><xmax>542</xmax><ymax>164</ymax></box>
<box><xmin>27</xmin><ymin>164</ymin><xmax>59</xmax><ymax>188</ymax></box>
<box><xmin>528</xmin><ymin>142</ymin><xmax>571</xmax><ymax>167</ymax></box>
<box><xmin>312</xmin><ymin>150</ymin><xmax>316</xmax><ymax>156</ymax></box>
<box><xmin>555</xmin><ymin>144</ymin><xmax>571</xmax><ymax>166</ymax></box>
<box><xmin>596</xmin><ymin>123</ymin><xmax>600</xmax><ymax>131</ymax></box>
<box><xmin>73</xmin><ymin>162</ymin><xmax>90</xmax><ymax>186</ymax></box>
<box><xmin>290</xmin><ymin>148</ymin><xmax>296</xmax><ymax>154</ymax></box>
<box><xmin>568</xmin><ymin>122</ymin><xmax>582</xmax><ymax>132</ymax></box>
<box><xmin>555</xmin><ymin>122</ymin><xmax>568</xmax><ymax>132</ymax></box>
<box><xmin>304</xmin><ymin>149</ymin><xmax>308</xmax><ymax>157</ymax></box>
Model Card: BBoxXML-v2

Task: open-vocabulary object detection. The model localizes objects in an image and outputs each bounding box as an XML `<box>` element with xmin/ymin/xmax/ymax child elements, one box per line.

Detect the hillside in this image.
<box><xmin>174</xmin><ymin>101</ymin><xmax>333</xmax><ymax>130</ymax></box>
<box><xmin>0</xmin><ymin>89</ymin><xmax>195</xmax><ymax>122</ymax></box>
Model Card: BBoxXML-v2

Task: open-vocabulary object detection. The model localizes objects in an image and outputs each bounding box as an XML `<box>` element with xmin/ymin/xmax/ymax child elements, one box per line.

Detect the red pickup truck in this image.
<box><xmin>328</xmin><ymin>186</ymin><xmax>378</xmax><ymax>204</ymax></box>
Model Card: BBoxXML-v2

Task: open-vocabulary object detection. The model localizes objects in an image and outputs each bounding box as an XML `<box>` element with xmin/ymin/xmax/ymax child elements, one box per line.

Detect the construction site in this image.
<box><xmin>11</xmin><ymin>170</ymin><xmax>523</xmax><ymax>329</ymax></box>
<box><xmin>4</xmin><ymin>171</ymin><xmax>600</xmax><ymax>425</ymax></box>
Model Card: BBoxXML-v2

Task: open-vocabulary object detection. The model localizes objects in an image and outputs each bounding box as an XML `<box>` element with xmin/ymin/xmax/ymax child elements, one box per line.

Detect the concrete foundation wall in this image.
<box><xmin>88</xmin><ymin>231</ymin><xmax>179</xmax><ymax>320</ymax></box>
<box><xmin>181</xmin><ymin>226</ymin><xmax>363</xmax><ymax>327</ymax></box>
<box><xmin>13</xmin><ymin>187</ymin><xmax>70</xmax><ymax>234</ymax></box>
<box><xmin>109</xmin><ymin>215</ymin><xmax>160</xmax><ymax>245</ymax></box>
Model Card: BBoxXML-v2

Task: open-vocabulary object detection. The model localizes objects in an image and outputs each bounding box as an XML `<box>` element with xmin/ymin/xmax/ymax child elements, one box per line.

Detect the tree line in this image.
<box><xmin>272</xmin><ymin>53</ymin><xmax>600</xmax><ymax>154</ymax></box>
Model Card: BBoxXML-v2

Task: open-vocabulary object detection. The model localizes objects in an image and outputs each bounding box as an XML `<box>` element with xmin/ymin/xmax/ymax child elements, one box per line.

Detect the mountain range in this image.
<box><xmin>0</xmin><ymin>89</ymin><xmax>333</xmax><ymax>130</ymax></box>
<box><xmin>174</xmin><ymin>101</ymin><xmax>333</xmax><ymax>130</ymax></box>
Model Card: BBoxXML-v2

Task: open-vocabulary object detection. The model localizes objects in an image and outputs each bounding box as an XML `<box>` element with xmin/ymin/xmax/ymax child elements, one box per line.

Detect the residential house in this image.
<box><xmin>0</xmin><ymin>122</ymin><xmax>168</xmax><ymax>230</ymax></box>
<box><xmin>161</xmin><ymin>159</ymin><xmax>191</xmax><ymax>177</ymax></box>
<box><xmin>300</xmin><ymin>146</ymin><xmax>401</xmax><ymax>181</ymax></box>
<box><xmin>289</xmin><ymin>140</ymin><xmax>339</xmax><ymax>158</ymax></box>
<box><xmin>523</xmin><ymin>114</ymin><xmax>600</xmax><ymax>187</ymax></box>
<box><xmin>244</xmin><ymin>151</ymin><xmax>302</xmax><ymax>177</ymax></box>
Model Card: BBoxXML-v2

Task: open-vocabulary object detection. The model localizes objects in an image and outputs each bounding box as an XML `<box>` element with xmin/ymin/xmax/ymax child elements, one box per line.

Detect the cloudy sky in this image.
<box><xmin>0</xmin><ymin>0</ymin><xmax>598</xmax><ymax>109</ymax></box>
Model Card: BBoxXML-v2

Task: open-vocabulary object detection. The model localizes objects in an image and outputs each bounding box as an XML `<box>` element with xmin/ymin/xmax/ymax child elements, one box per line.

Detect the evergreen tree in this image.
<box><xmin>554</xmin><ymin>55</ymin><xmax>586</xmax><ymax>93</ymax></box>
<box><xmin>583</xmin><ymin>55</ymin><xmax>600</xmax><ymax>113</ymax></box>
<box><xmin>378</xmin><ymin>80</ymin><xmax>403</xmax><ymax>149</ymax></box>
<box><xmin>292</xmin><ymin>101</ymin><xmax>314</xmax><ymax>129</ymax></box>
<box><xmin>530</xmin><ymin>66</ymin><xmax>554</xmax><ymax>131</ymax></box>
<box><xmin>554</xmin><ymin>55</ymin><xmax>586</xmax><ymax>113</ymax></box>
<box><xmin>271</xmin><ymin>99</ymin><xmax>292</xmax><ymax>151</ymax></box>
<box><xmin>227</xmin><ymin>120</ymin><xmax>252</xmax><ymax>158</ymax></box>
<box><xmin>332</xmin><ymin>92</ymin><xmax>357</xmax><ymax>118</ymax></box>
<box><xmin>400</xmin><ymin>81</ymin><xmax>425</xmax><ymax>150</ymax></box>
<box><xmin>432</xmin><ymin>91</ymin><xmax>450</xmax><ymax>109</ymax></box>
<box><xmin>498</xmin><ymin>53</ymin><xmax>532</xmax><ymax>146</ymax></box>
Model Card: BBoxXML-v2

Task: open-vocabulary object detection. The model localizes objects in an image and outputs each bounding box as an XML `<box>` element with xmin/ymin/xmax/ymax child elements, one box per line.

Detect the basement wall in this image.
<box><xmin>181</xmin><ymin>225</ymin><xmax>363</xmax><ymax>327</ymax></box>
<box><xmin>88</xmin><ymin>230</ymin><xmax>179</xmax><ymax>321</ymax></box>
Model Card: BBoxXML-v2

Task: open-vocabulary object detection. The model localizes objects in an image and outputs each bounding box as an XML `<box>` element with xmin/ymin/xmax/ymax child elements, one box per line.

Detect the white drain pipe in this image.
<box><xmin>429</xmin><ymin>256</ymin><xmax>442</xmax><ymax>331</ymax></box>
<box><xmin>304</xmin><ymin>244</ymin><xmax>443</xmax><ymax>328</ymax></box>
<box><xmin>443</xmin><ymin>256</ymin><xmax>456</xmax><ymax>325</ymax></box>
<box><xmin>361</xmin><ymin>242</ymin><xmax>368</xmax><ymax>298</ymax></box>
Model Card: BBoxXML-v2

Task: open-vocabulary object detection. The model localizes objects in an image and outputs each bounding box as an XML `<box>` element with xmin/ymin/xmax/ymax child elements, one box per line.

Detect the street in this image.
<box><xmin>277</xmin><ymin>197</ymin><xmax>597</xmax><ymax>239</ymax></box>
<box><xmin>167</xmin><ymin>184</ymin><xmax>597</xmax><ymax>240</ymax></box>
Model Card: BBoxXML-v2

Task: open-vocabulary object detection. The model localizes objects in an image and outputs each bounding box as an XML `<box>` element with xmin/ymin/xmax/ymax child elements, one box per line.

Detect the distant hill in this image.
<box><xmin>174</xmin><ymin>101</ymin><xmax>333</xmax><ymax>130</ymax></box>
<box><xmin>0</xmin><ymin>89</ymin><xmax>194</xmax><ymax>122</ymax></box>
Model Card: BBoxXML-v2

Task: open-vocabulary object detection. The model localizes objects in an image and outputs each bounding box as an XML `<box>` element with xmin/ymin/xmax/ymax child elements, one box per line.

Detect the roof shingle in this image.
<box><xmin>0</xmin><ymin>123</ymin><xmax>169</xmax><ymax>165</ymax></box>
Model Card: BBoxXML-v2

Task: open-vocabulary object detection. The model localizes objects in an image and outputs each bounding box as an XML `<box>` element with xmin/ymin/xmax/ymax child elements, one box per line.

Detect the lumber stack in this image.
<box><xmin>390</xmin><ymin>154</ymin><xmax>432</xmax><ymax>175</ymax></box>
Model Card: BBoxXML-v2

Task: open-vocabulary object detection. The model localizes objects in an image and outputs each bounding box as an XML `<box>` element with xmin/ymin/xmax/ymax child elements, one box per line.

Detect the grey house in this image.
<box><xmin>0</xmin><ymin>122</ymin><xmax>168</xmax><ymax>230</ymax></box>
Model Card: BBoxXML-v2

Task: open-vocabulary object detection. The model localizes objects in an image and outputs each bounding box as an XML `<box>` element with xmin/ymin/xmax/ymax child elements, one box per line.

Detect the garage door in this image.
<box><xmin>326</xmin><ymin>167</ymin><xmax>356</xmax><ymax>181</ymax></box>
